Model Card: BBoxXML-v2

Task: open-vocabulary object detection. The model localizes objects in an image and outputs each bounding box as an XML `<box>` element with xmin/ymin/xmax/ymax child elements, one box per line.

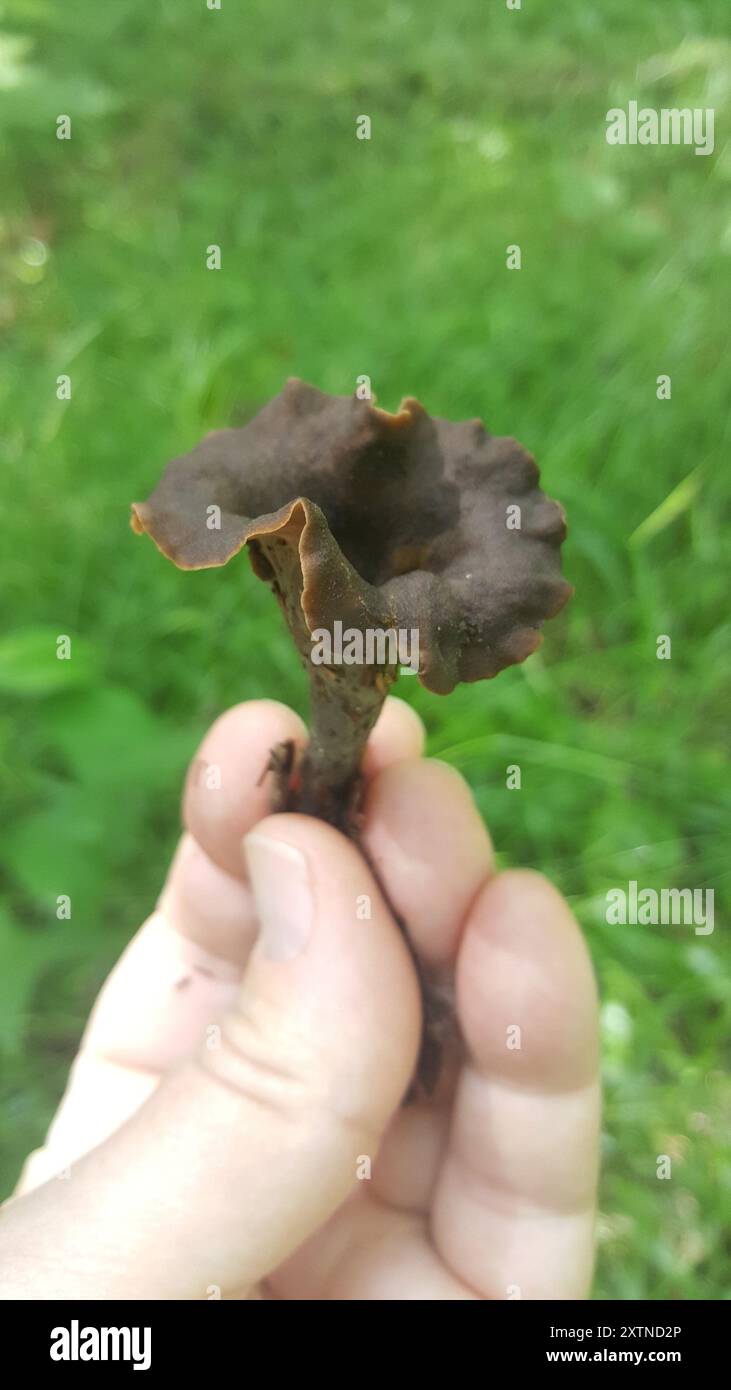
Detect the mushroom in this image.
<box><xmin>131</xmin><ymin>379</ymin><xmax>572</xmax><ymax>1088</ymax></box>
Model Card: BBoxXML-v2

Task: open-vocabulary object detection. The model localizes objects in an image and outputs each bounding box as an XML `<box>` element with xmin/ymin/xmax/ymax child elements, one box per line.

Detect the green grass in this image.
<box><xmin>1</xmin><ymin>0</ymin><xmax>730</xmax><ymax>1298</ymax></box>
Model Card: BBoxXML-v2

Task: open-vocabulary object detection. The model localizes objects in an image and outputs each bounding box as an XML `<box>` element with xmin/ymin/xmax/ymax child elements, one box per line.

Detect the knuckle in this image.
<box><xmin>198</xmin><ymin>1005</ymin><xmax>321</xmax><ymax>1123</ymax></box>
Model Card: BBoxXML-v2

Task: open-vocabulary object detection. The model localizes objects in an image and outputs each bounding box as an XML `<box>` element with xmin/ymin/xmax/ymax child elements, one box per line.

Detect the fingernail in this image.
<box><xmin>243</xmin><ymin>833</ymin><xmax>313</xmax><ymax>962</ymax></box>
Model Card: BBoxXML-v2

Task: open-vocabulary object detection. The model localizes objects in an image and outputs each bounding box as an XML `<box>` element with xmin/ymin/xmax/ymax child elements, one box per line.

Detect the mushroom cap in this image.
<box><xmin>131</xmin><ymin>379</ymin><xmax>572</xmax><ymax>694</ymax></box>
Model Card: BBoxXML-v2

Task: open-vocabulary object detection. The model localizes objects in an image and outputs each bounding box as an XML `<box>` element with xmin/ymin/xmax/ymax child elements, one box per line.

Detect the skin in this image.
<box><xmin>0</xmin><ymin>698</ymin><xmax>600</xmax><ymax>1300</ymax></box>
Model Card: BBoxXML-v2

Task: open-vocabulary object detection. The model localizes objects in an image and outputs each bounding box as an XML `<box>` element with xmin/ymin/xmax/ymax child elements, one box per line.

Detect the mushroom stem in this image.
<box><xmin>296</xmin><ymin>664</ymin><xmax>391</xmax><ymax>826</ymax></box>
<box><xmin>255</xmin><ymin>530</ymin><xmax>396</xmax><ymax>827</ymax></box>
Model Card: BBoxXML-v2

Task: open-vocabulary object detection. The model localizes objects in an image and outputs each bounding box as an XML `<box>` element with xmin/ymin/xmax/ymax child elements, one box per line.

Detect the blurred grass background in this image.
<box><xmin>1</xmin><ymin>0</ymin><xmax>730</xmax><ymax>1298</ymax></box>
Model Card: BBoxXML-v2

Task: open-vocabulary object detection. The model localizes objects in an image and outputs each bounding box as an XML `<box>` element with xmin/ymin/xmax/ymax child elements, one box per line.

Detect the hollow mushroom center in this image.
<box><xmin>286</xmin><ymin>444</ymin><xmax>460</xmax><ymax>585</ymax></box>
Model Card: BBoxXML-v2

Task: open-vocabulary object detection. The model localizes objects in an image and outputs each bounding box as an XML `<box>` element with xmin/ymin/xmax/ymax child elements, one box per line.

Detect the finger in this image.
<box><xmin>183</xmin><ymin>699</ymin><xmax>308</xmax><ymax>879</ymax></box>
<box><xmin>160</xmin><ymin>832</ymin><xmax>257</xmax><ymax>966</ymax></box>
<box><xmin>431</xmin><ymin>870</ymin><xmax>601</xmax><ymax>1300</ymax></box>
<box><xmin>2</xmin><ymin>816</ymin><xmax>421</xmax><ymax>1299</ymax></box>
<box><xmin>184</xmin><ymin>696</ymin><xmax>423</xmax><ymax>880</ymax></box>
<box><xmin>271</xmin><ymin>1194</ymin><xmax>478</xmax><ymax>1301</ymax></box>
<box><xmin>361</xmin><ymin>697</ymin><xmax>424</xmax><ymax>778</ymax></box>
<box><xmin>361</xmin><ymin>758</ymin><xmax>494</xmax><ymax>967</ymax></box>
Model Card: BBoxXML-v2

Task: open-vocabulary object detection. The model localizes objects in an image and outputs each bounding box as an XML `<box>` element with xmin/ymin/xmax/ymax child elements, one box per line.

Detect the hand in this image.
<box><xmin>0</xmin><ymin>698</ymin><xmax>600</xmax><ymax>1300</ymax></box>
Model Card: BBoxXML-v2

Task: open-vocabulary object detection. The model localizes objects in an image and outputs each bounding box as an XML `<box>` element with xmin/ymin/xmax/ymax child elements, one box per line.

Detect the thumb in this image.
<box><xmin>0</xmin><ymin>816</ymin><xmax>420</xmax><ymax>1300</ymax></box>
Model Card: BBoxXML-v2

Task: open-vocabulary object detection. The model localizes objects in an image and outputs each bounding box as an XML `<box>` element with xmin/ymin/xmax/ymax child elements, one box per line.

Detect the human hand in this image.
<box><xmin>0</xmin><ymin>698</ymin><xmax>599</xmax><ymax>1300</ymax></box>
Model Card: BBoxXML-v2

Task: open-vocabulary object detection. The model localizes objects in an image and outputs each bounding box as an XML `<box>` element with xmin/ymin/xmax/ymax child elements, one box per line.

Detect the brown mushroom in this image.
<box><xmin>131</xmin><ymin>379</ymin><xmax>572</xmax><ymax>1089</ymax></box>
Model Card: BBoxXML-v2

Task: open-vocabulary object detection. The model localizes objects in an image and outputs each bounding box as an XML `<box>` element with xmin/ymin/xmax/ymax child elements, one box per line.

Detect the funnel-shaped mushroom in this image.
<box><xmin>132</xmin><ymin>378</ymin><xmax>571</xmax><ymax>825</ymax></box>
